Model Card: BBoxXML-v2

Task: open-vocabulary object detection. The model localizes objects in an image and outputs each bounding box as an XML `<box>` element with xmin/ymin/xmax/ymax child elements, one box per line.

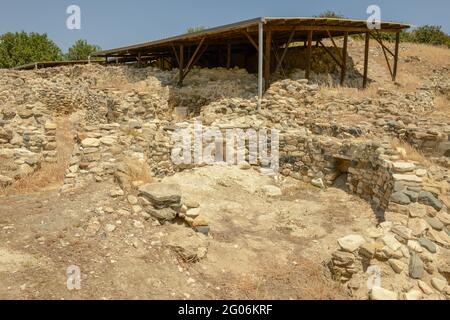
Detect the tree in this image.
<box><xmin>316</xmin><ymin>11</ymin><xmax>346</xmax><ymax>19</ymax></box>
<box><xmin>186</xmin><ymin>26</ymin><xmax>207</xmax><ymax>34</ymax></box>
<box><xmin>410</xmin><ymin>25</ymin><xmax>448</xmax><ymax>46</ymax></box>
<box><xmin>0</xmin><ymin>31</ymin><xmax>62</xmax><ymax>68</ymax></box>
<box><xmin>65</xmin><ymin>39</ymin><xmax>101</xmax><ymax>61</ymax></box>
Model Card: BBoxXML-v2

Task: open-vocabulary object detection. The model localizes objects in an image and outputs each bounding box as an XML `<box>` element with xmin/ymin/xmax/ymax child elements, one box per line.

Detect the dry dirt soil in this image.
<box><xmin>0</xmin><ymin>165</ymin><xmax>376</xmax><ymax>300</ymax></box>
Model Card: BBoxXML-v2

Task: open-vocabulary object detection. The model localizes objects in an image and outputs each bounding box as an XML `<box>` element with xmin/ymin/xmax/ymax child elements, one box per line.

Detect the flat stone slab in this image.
<box><xmin>393</xmin><ymin>161</ymin><xmax>416</xmax><ymax>173</ymax></box>
<box><xmin>382</xmin><ymin>234</ymin><xmax>402</xmax><ymax>251</ymax></box>
<box><xmin>81</xmin><ymin>138</ymin><xmax>100</xmax><ymax>148</ymax></box>
<box><xmin>419</xmin><ymin>192</ymin><xmax>443</xmax><ymax>211</ymax></box>
<box><xmin>139</xmin><ymin>183</ymin><xmax>182</xmax><ymax>207</ymax></box>
<box><xmin>392</xmin><ymin>174</ymin><xmax>422</xmax><ymax>183</ymax></box>
<box><xmin>418</xmin><ymin>237</ymin><xmax>437</xmax><ymax>253</ymax></box>
<box><xmin>409</xmin><ymin>252</ymin><xmax>424</xmax><ymax>279</ymax></box>
<box><xmin>424</xmin><ymin>216</ymin><xmax>444</xmax><ymax>231</ymax></box>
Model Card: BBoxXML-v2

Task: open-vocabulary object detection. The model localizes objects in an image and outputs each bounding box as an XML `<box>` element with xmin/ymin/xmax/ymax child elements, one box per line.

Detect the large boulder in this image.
<box><xmin>139</xmin><ymin>183</ymin><xmax>182</xmax><ymax>208</ymax></box>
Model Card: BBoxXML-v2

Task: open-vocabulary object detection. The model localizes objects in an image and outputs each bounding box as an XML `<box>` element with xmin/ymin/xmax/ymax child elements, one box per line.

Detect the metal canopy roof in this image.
<box><xmin>94</xmin><ymin>17</ymin><xmax>410</xmax><ymax>58</ymax></box>
<box><xmin>12</xmin><ymin>60</ymin><xmax>104</xmax><ymax>71</ymax></box>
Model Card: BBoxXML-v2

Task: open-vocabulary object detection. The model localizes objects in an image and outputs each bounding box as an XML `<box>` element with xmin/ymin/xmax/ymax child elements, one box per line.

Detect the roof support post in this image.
<box><xmin>273</xmin><ymin>29</ymin><xmax>295</xmax><ymax>77</ymax></box>
<box><xmin>181</xmin><ymin>39</ymin><xmax>208</xmax><ymax>81</ymax></box>
<box><xmin>340</xmin><ymin>32</ymin><xmax>348</xmax><ymax>86</ymax></box>
<box><xmin>305</xmin><ymin>30</ymin><xmax>313</xmax><ymax>80</ymax></box>
<box><xmin>393</xmin><ymin>32</ymin><xmax>400</xmax><ymax>81</ymax></box>
<box><xmin>264</xmin><ymin>28</ymin><xmax>272</xmax><ymax>90</ymax></box>
<box><xmin>257</xmin><ymin>21</ymin><xmax>264</xmax><ymax>112</ymax></box>
<box><xmin>178</xmin><ymin>44</ymin><xmax>184</xmax><ymax>87</ymax></box>
<box><xmin>363</xmin><ymin>32</ymin><xmax>370</xmax><ymax>88</ymax></box>
<box><xmin>137</xmin><ymin>52</ymin><xmax>142</xmax><ymax>67</ymax></box>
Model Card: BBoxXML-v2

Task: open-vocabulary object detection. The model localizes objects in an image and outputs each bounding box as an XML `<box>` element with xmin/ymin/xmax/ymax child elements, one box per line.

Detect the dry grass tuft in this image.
<box><xmin>403</xmin><ymin>43</ymin><xmax>450</xmax><ymax>67</ymax></box>
<box><xmin>390</xmin><ymin>138</ymin><xmax>431</xmax><ymax>167</ymax></box>
<box><xmin>217</xmin><ymin>257</ymin><xmax>349</xmax><ymax>300</ymax></box>
<box><xmin>1</xmin><ymin>118</ymin><xmax>74</xmax><ymax>196</ymax></box>
<box><xmin>434</xmin><ymin>94</ymin><xmax>450</xmax><ymax>113</ymax></box>
<box><xmin>319</xmin><ymin>85</ymin><xmax>380</xmax><ymax>100</ymax></box>
<box><xmin>124</xmin><ymin>157</ymin><xmax>153</xmax><ymax>184</ymax></box>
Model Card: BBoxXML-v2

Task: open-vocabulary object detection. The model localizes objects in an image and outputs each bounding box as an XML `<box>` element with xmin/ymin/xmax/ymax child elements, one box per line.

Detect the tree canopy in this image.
<box><xmin>65</xmin><ymin>39</ymin><xmax>101</xmax><ymax>61</ymax></box>
<box><xmin>411</xmin><ymin>25</ymin><xmax>449</xmax><ymax>46</ymax></box>
<box><xmin>0</xmin><ymin>32</ymin><xmax>62</xmax><ymax>68</ymax></box>
<box><xmin>186</xmin><ymin>26</ymin><xmax>207</xmax><ymax>34</ymax></box>
<box><xmin>316</xmin><ymin>11</ymin><xmax>347</xmax><ymax>19</ymax></box>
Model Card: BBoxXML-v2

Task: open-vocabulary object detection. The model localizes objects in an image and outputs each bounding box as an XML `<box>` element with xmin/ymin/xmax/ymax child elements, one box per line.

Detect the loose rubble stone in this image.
<box><xmin>407</xmin><ymin>240</ymin><xmax>423</xmax><ymax>253</ymax></box>
<box><xmin>391</xmin><ymin>225</ymin><xmax>413</xmax><ymax>240</ymax></box>
<box><xmin>81</xmin><ymin>138</ymin><xmax>100</xmax><ymax>148</ymax></box>
<box><xmin>311</xmin><ymin>177</ymin><xmax>325</xmax><ymax>189</ymax></box>
<box><xmin>408</xmin><ymin>218</ymin><xmax>429</xmax><ymax>236</ymax></box>
<box><xmin>127</xmin><ymin>195</ymin><xmax>138</xmax><ymax>205</ymax></box>
<box><xmin>370</xmin><ymin>287</ymin><xmax>398</xmax><ymax>300</ymax></box>
<box><xmin>409</xmin><ymin>252</ymin><xmax>424</xmax><ymax>279</ymax></box>
<box><xmin>382</xmin><ymin>234</ymin><xmax>402</xmax><ymax>251</ymax></box>
<box><xmin>337</xmin><ymin>234</ymin><xmax>366</xmax><ymax>252</ymax></box>
<box><xmin>104</xmin><ymin>224</ymin><xmax>116</xmax><ymax>233</ymax></box>
<box><xmin>186</xmin><ymin>208</ymin><xmax>201</xmax><ymax>218</ymax></box>
<box><xmin>418</xmin><ymin>237</ymin><xmax>437</xmax><ymax>253</ymax></box>
<box><xmin>147</xmin><ymin>207</ymin><xmax>177</xmax><ymax>221</ymax></box>
<box><xmin>427</xmin><ymin>229</ymin><xmax>450</xmax><ymax>248</ymax></box>
<box><xmin>184</xmin><ymin>200</ymin><xmax>200</xmax><ymax>209</ymax></box>
<box><xmin>110</xmin><ymin>189</ymin><xmax>124</xmax><ymax>198</ymax></box>
<box><xmin>261</xmin><ymin>185</ymin><xmax>282</xmax><ymax>197</ymax></box>
<box><xmin>436</xmin><ymin>212</ymin><xmax>450</xmax><ymax>226</ymax></box>
<box><xmin>391</xmin><ymin>191</ymin><xmax>411</xmax><ymax>205</ymax></box>
<box><xmin>359</xmin><ymin>242</ymin><xmax>378</xmax><ymax>259</ymax></box>
<box><xmin>418</xmin><ymin>191</ymin><xmax>443</xmax><ymax>211</ymax></box>
<box><xmin>403</xmin><ymin>289</ymin><xmax>422</xmax><ymax>300</ymax></box>
<box><xmin>418</xmin><ymin>280</ymin><xmax>434</xmax><ymax>295</ymax></box>
<box><xmin>424</xmin><ymin>216</ymin><xmax>444</xmax><ymax>231</ymax></box>
<box><xmin>431</xmin><ymin>278</ymin><xmax>448</xmax><ymax>293</ymax></box>
<box><xmin>193</xmin><ymin>215</ymin><xmax>209</xmax><ymax>227</ymax></box>
<box><xmin>388</xmin><ymin>259</ymin><xmax>406</xmax><ymax>274</ymax></box>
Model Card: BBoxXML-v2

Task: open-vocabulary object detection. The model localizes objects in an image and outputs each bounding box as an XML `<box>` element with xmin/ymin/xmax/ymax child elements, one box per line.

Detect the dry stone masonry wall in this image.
<box><xmin>0</xmin><ymin>62</ymin><xmax>449</xmax><ymax>299</ymax></box>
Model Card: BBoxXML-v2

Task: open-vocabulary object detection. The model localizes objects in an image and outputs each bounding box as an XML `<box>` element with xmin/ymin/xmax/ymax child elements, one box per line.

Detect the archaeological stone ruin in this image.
<box><xmin>1</xmin><ymin>17</ymin><xmax>449</xmax><ymax>300</ymax></box>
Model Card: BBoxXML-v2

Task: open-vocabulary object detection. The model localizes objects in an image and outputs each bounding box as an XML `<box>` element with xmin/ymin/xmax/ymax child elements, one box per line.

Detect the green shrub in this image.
<box><xmin>410</xmin><ymin>25</ymin><xmax>448</xmax><ymax>46</ymax></box>
<box><xmin>0</xmin><ymin>32</ymin><xmax>62</xmax><ymax>68</ymax></box>
<box><xmin>65</xmin><ymin>39</ymin><xmax>101</xmax><ymax>61</ymax></box>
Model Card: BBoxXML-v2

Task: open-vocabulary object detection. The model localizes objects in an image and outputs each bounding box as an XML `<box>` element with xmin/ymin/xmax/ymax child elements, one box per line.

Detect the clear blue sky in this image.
<box><xmin>0</xmin><ymin>0</ymin><xmax>448</xmax><ymax>52</ymax></box>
